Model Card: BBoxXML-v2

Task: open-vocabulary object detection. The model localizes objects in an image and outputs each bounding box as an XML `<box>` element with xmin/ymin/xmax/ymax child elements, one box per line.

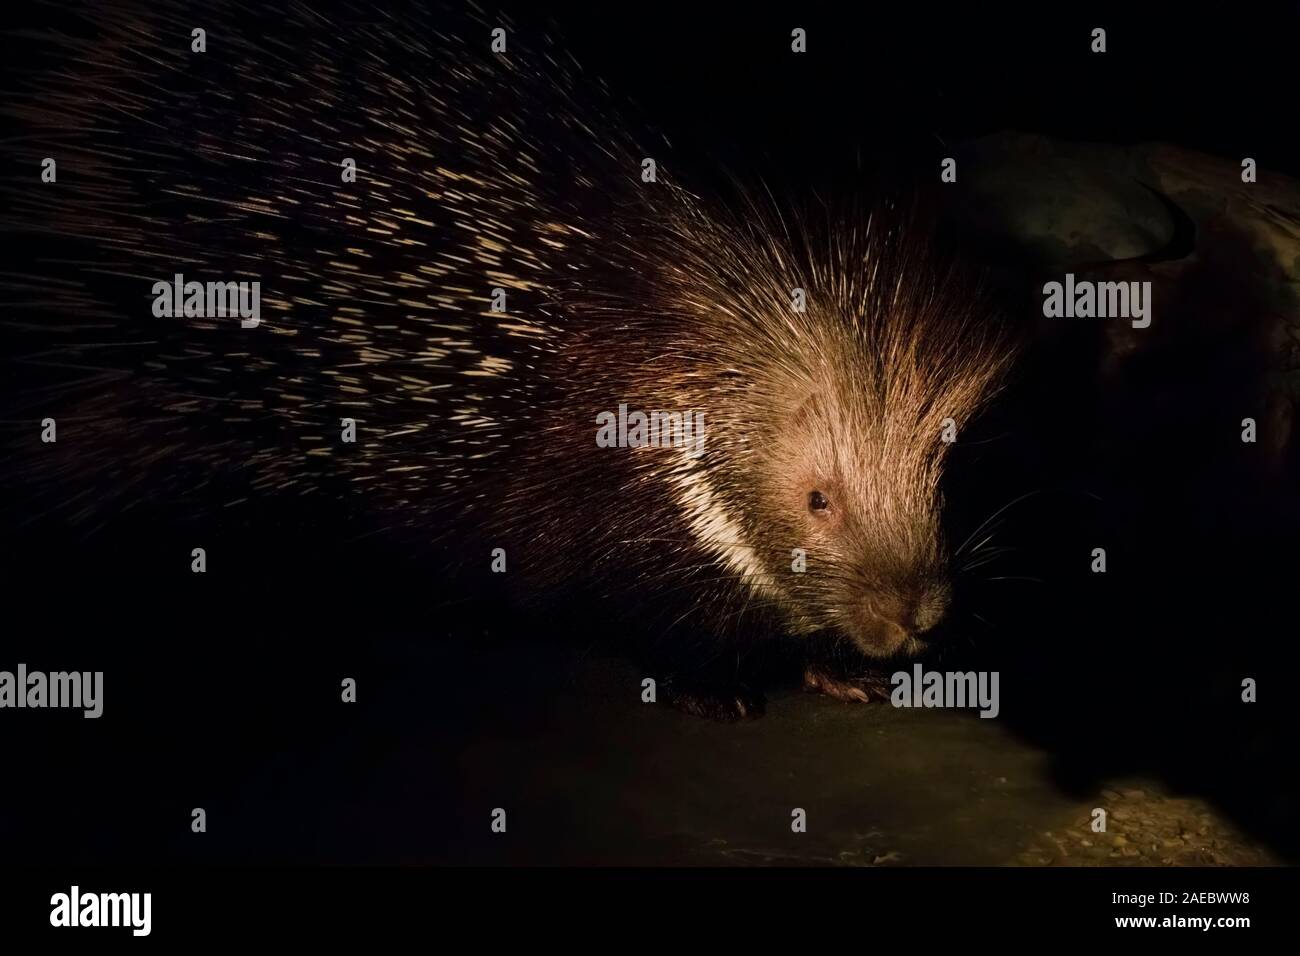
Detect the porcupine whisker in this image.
<box><xmin>952</xmin><ymin>484</ymin><xmax>1109</xmax><ymax>562</ymax></box>
<box><xmin>960</xmin><ymin>527</ymin><xmax>1009</xmax><ymax>561</ymax></box>
<box><xmin>960</xmin><ymin>556</ymin><xmax>1015</xmax><ymax>575</ymax></box>
<box><xmin>958</xmin><ymin>546</ymin><xmax>1021</xmax><ymax>573</ymax></box>
<box><xmin>961</xmin><ymin>541</ymin><xmax>1020</xmax><ymax>561</ymax></box>
<box><xmin>951</xmin><ymin>488</ymin><xmax>1050</xmax><ymax>560</ymax></box>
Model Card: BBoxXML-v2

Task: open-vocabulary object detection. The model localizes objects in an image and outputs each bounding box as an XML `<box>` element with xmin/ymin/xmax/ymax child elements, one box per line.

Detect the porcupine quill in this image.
<box><xmin>0</xmin><ymin>0</ymin><xmax>1017</xmax><ymax>717</ymax></box>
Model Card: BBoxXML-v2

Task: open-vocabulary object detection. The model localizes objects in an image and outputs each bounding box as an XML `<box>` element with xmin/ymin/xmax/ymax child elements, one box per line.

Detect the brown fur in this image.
<box><xmin>489</xmin><ymin>193</ymin><xmax>1017</xmax><ymax>676</ymax></box>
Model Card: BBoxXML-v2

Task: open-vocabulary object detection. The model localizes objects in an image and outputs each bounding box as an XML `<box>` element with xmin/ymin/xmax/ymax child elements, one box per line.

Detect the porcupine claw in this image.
<box><xmin>802</xmin><ymin>667</ymin><xmax>890</xmax><ymax>704</ymax></box>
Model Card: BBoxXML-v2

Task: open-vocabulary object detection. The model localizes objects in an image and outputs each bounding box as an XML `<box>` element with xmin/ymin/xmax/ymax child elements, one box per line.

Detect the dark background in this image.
<box><xmin>1</xmin><ymin>1</ymin><xmax>1297</xmax><ymax>865</ymax></box>
<box><xmin>535</xmin><ymin>3</ymin><xmax>1300</xmax><ymax>187</ymax></box>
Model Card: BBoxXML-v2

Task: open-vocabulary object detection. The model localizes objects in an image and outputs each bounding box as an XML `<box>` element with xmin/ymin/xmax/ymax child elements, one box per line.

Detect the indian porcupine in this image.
<box><xmin>1</xmin><ymin>0</ymin><xmax>1016</xmax><ymax>717</ymax></box>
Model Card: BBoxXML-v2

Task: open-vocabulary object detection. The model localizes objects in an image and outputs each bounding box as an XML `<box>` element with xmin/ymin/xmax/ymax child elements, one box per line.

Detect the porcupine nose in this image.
<box><xmin>868</xmin><ymin>592</ymin><xmax>915</xmax><ymax>631</ymax></box>
<box><xmin>870</xmin><ymin>583</ymin><xmax>950</xmax><ymax>635</ymax></box>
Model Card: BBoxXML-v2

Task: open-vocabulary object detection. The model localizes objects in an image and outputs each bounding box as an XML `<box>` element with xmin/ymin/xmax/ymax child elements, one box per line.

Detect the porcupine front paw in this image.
<box><xmin>661</xmin><ymin>677</ymin><xmax>766</xmax><ymax>720</ymax></box>
<box><xmin>802</xmin><ymin>666</ymin><xmax>891</xmax><ymax>704</ymax></box>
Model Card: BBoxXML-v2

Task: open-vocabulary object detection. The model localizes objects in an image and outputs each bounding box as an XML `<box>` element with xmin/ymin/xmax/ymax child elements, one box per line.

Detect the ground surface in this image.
<box><xmin>254</xmin><ymin>638</ymin><xmax>1282</xmax><ymax>867</ymax></box>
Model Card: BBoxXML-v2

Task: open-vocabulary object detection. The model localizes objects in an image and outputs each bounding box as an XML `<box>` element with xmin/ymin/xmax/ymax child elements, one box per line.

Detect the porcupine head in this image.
<box><xmin>553</xmin><ymin>198</ymin><xmax>1017</xmax><ymax>661</ymax></box>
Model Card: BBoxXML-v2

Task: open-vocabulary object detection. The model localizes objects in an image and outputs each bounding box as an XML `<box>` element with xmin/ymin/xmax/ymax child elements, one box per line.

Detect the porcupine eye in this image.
<box><xmin>808</xmin><ymin>490</ymin><xmax>830</xmax><ymax>513</ymax></box>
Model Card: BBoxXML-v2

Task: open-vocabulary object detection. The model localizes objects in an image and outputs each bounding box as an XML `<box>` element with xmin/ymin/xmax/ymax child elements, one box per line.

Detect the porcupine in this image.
<box><xmin>1</xmin><ymin>0</ymin><xmax>1016</xmax><ymax>717</ymax></box>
